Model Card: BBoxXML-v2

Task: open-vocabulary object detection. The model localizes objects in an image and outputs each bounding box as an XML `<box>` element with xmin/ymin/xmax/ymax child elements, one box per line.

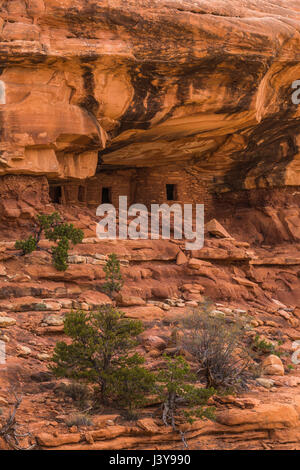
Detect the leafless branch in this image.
<box><xmin>0</xmin><ymin>391</ymin><xmax>36</xmax><ymax>450</ymax></box>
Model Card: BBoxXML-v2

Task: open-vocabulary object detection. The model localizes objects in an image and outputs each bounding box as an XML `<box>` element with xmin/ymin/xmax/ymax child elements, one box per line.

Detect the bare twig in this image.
<box><xmin>162</xmin><ymin>395</ymin><xmax>189</xmax><ymax>450</ymax></box>
<box><xmin>0</xmin><ymin>392</ymin><xmax>36</xmax><ymax>450</ymax></box>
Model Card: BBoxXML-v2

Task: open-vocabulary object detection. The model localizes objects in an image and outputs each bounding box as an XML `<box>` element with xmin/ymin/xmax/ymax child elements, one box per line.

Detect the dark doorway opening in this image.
<box><xmin>78</xmin><ymin>186</ymin><xmax>85</xmax><ymax>203</ymax></box>
<box><xmin>49</xmin><ymin>185</ymin><xmax>62</xmax><ymax>204</ymax></box>
<box><xmin>166</xmin><ymin>184</ymin><xmax>177</xmax><ymax>201</ymax></box>
<box><xmin>102</xmin><ymin>187</ymin><xmax>111</xmax><ymax>204</ymax></box>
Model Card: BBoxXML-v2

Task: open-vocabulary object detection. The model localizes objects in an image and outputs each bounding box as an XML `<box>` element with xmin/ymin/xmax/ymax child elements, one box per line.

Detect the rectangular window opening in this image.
<box><xmin>49</xmin><ymin>185</ymin><xmax>62</xmax><ymax>204</ymax></box>
<box><xmin>166</xmin><ymin>184</ymin><xmax>177</xmax><ymax>201</ymax></box>
<box><xmin>102</xmin><ymin>187</ymin><xmax>112</xmax><ymax>204</ymax></box>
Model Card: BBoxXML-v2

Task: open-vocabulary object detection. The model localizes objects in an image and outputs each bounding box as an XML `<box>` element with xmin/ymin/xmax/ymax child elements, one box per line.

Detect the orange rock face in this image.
<box><xmin>0</xmin><ymin>1</ymin><xmax>300</xmax><ymax>242</ymax></box>
<box><xmin>0</xmin><ymin>0</ymin><xmax>299</xmax><ymax>187</ymax></box>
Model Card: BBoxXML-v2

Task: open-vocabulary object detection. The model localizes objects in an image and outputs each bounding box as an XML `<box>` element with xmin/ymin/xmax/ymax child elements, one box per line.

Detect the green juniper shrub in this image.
<box><xmin>52</xmin><ymin>237</ymin><xmax>70</xmax><ymax>272</ymax></box>
<box><xmin>15</xmin><ymin>235</ymin><xmax>37</xmax><ymax>254</ymax></box>
<box><xmin>102</xmin><ymin>253</ymin><xmax>123</xmax><ymax>297</ymax></box>
<box><xmin>50</xmin><ymin>305</ymin><xmax>150</xmax><ymax>407</ymax></box>
<box><xmin>107</xmin><ymin>354</ymin><xmax>156</xmax><ymax>419</ymax></box>
<box><xmin>253</xmin><ymin>335</ymin><xmax>282</xmax><ymax>357</ymax></box>
<box><xmin>157</xmin><ymin>355</ymin><xmax>215</xmax><ymax>431</ymax></box>
<box><xmin>15</xmin><ymin>212</ymin><xmax>83</xmax><ymax>271</ymax></box>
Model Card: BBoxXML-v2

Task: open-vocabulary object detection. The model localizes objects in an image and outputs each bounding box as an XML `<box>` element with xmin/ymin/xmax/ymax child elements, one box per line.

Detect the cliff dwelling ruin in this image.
<box><xmin>47</xmin><ymin>163</ymin><xmax>212</xmax><ymax>212</ymax></box>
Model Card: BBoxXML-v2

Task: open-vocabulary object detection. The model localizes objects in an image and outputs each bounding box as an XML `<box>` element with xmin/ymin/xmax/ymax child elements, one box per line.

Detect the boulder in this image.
<box><xmin>206</xmin><ymin>219</ymin><xmax>232</xmax><ymax>239</ymax></box>
<box><xmin>36</xmin><ymin>432</ymin><xmax>81</xmax><ymax>447</ymax></box>
<box><xmin>116</xmin><ymin>293</ymin><xmax>146</xmax><ymax>307</ymax></box>
<box><xmin>217</xmin><ymin>403</ymin><xmax>299</xmax><ymax>430</ymax></box>
<box><xmin>68</xmin><ymin>255</ymin><xmax>87</xmax><ymax>264</ymax></box>
<box><xmin>140</xmin><ymin>334</ymin><xmax>167</xmax><ymax>352</ymax></box>
<box><xmin>43</xmin><ymin>314</ymin><xmax>64</xmax><ymax>327</ymax></box>
<box><xmin>0</xmin><ymin>316</ymin><xmax>16</xmax><ymax>327</ymax></box>
<box><xmin>78</xmin><ymin>291</ymin><xmax>112</xmax><ymax>308</ymax></box>
<box><xmin>5</xmin><ymin>297</ymin><xmax>62</xmax><ymax>312</ymax></box>
<box><xmin>176</xmin><ymin>251</ymin><xmax>188</xmax><ymax>265</ymax></box>
<box><xmin>37</xmin><ymin>353</ymin><xmax>51</xmax><ymax>361</ymax></box>
<box><xmin>137</xmin><ymin>418</ymin><xmax>160</xmax><ymax>434</ymax></box>
<box><xmin>17</xmin><ymin>345</ymin><xmax>32</xmax><ymax>357</ymax></box>
<box><xmin>233</xmin><ymin>276</ymin><xmax>257</xmax><ymax>288</ymax></box>
<box><xmin>188</xmin><ymin>259</ymin><xmax>212</xmax><ymax>270</ymax></box>
<box><xmin>38</xmin><ymin>301</ymin><xmax>62</xmax><ymax>312</ymax></box>
<box><xmin>262</xmin><ymin>354</ymin><xmax>285</xmax><ymax>376</ymax></box>
<box><xmin>182</xmin><ymin>283</ymin><xmax>204</xmax><ymax>294</ymax></box>
<box><xmin>123</xmin><ymin>306</ymin><xmax>165</xmax><ymax>321</ymax></box>
<box><xmin>0</xmin><ymin>264</ymin><xmax>6</xmax><ymax>276</ymax></box>
<box><xmin>256</xmin><ymin>378</ymin><xmax>275</xmax><ymax>389</ymax></box>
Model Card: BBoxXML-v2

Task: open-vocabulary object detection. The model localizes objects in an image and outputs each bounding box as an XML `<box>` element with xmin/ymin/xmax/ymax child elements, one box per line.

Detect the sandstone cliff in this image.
<box><xmin>0</xmin><ymin>0</ymin><xmax>300</xmax><ymax>189</ymax></box>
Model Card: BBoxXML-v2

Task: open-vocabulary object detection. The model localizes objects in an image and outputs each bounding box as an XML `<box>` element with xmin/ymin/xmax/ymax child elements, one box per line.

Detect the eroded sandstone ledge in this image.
<box><xmin>0</xmin><ymin>0</ymin><xmax>300</xmax><ymax>192</ymax></box>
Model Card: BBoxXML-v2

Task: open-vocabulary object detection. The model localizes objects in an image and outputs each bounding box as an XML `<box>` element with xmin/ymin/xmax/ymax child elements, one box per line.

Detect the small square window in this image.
<box><xmin>166</xmin><ymin>184</ymin><xmax>177</xmax><ymax>201</ymax></box>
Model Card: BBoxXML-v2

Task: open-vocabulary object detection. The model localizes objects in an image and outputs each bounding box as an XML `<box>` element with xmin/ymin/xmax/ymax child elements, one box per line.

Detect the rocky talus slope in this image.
<box><xmin>0</xmin><ymin>215</ymin><xmax>300</xmax><ymax>450</ymax></box>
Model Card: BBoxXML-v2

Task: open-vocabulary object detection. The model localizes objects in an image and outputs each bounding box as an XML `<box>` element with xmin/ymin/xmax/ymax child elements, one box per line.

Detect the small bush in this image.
<box><xmin>180</xmin><ymin>303</ymin><xmax>256</xmax><ymax>391</ymax></box>
<box><xmin>107</xmin><ymin>354</ymin><xmax>156</xmax><ymax>418</ymax></box>
<box><xmin>15</xmin><ymin>236</ymin><xmax>37</xmax><ymax>254</ymax></box>
<box><xmin>65</xmin><ymin>413</ymin><xmax>93</xmax><ymax>428</ymax></box>
<box><xmin>157</xmin><ymin>355</ymin><xmax>215</xmax><ymax>431</ymax></box>
<box><xmin>253</xmin><ymin>335</ymin><xmax>282</xmax><ymax>357</ymax></box>
<box><xmin>58</xmin><ymin>382</ymin><xmax>91</xmax><ymax>409</ymax></box>
<box><xmin>15</xmin><ymin>212</ymin><xmax>83</xmax><ymax>271</ymax></box>
<box><xmin>50</xmin><ymin>305</ymin><xmax>151</xmax><ymax>410</ymax></box>
<box><xmin>102</xmin><ymin>253</ymin><xmax>123</xmax><ymax>297</ymax></box>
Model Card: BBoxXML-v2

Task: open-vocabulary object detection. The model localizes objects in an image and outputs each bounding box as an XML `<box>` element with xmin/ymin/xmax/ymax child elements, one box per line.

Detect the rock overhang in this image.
<box><xmin>0</xmin><ymin>1</ymin><xmax>300</xmax><ymax>189</ymax></box>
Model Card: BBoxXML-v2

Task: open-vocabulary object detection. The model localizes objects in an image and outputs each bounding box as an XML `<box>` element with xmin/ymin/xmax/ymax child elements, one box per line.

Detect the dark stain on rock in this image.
<box><xmin>224</xmin><ymin>113</ymin><xmax>300</xmax><ymax>191</ymax></box>
<box><xmin>79</xmin><ymin>65</ymin><xmax>99</xmax><ymax>116</ymax></box>
<box><xmin>118</xmin><ymin>63</ymin><xmax>165</xmax><ymax>133</ymax></box>
<box><xmin>216</xmin><ymin>58</ymin><xmax>268</xmax><ymax>114</ymax></box>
